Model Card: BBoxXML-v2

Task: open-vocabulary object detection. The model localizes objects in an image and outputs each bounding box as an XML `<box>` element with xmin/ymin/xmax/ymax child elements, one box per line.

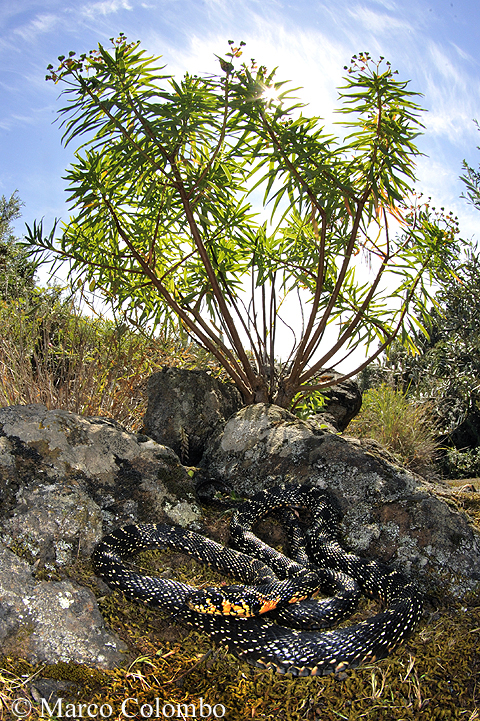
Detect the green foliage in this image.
<box><xmin>387</xmin><ymin>250</ymin><xmax>480</xmax><ymax>428</ymax></box>
<box><xmin>348</xmin><ymin>384</ymin><xmax>439</xmax><ymax>475</ymax></box>
<box><xmin>0</xmin><ymin>192</ymin><xmax>38</xmax><ymax>300</ymax></box>
<box><xmin>0</xmin><ymin>190</ymin><xmax>227</xmax><ymax>429</ymax></box>
<box><xmin>443</xmin><ymin>447</ymin><xmax>480</xmax><ymax>479</ymax></box>
<box><xmin>461</xmin><ymin>118</ymin><xmax>480</xmax><ymax>212</ymax></box>
<box><xmin>290</xmin><ymin>388</ymin><xmax>326</xmax><ymax>420</ymax></box>
<box><xmin>367</xmin><ymin>242</ymin><xmax>480</xmax><ymax>477</ymax></box>
<box><xmin>360</xmin><ymin>117</ymin><xmax>480</xmax><ymax>464</ymax></box>
<box><xmin>26</xmin><ymin>40</ymin><xmax>460</xmax><ymax>407</ymax></box>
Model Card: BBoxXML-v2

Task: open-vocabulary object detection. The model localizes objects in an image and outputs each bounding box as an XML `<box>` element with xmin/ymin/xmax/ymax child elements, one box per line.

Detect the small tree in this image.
<box><xmin>0</xmin><ymin>192</ymin><xmax>38</xmax><ymax>300</ymax></box>
<box><xmin>27</xmin><ymin>37</ymin><xmax>459</xmax><ymax>407</ymax></box>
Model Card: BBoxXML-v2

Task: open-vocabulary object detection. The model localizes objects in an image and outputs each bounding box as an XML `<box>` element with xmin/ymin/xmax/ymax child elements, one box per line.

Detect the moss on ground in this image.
<box><xmin>2</xmin><ymin>602</ymin><xmax>480</xmax><ymax>720</ymax></box>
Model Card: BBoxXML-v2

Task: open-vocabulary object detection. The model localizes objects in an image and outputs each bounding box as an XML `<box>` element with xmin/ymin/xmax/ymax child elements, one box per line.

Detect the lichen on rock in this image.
<box><xmin>0</xmin><ymin>404</ymin><xmax>200</xmax><ymax>668</ymax></box>
<box><xmin>0</xmin><ymin>545</ymin><xmax>127</xmax><ymax>668</ymax></box>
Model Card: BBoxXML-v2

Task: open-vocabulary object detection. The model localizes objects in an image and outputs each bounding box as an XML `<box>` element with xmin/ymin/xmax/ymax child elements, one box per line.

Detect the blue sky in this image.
<box><xmin>2</xmin><ymin>0</ymin><xmax>480</xmax><ymax>262</ymax></box>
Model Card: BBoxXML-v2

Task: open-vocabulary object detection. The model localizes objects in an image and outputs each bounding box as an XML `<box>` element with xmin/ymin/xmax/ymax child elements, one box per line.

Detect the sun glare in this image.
<box><xmin>261</xmin><ymin>85</ymin><xmax>280</xmax><ymax>106</ymax></box>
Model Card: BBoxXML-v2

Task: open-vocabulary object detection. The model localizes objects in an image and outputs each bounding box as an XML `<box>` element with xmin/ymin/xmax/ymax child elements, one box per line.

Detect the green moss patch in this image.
<box><xmin>2</xmin><ymin>600</ymin><xmax>480</xmax><ymax>720</ymax></box>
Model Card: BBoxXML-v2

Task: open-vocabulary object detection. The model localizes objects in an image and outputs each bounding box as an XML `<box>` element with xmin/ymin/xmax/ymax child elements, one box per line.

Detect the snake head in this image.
<box><xmin>186</xmin><ymin>585</ymin><xmax>283</xmax><ymax>617</ymax></box>
<box><xmin>187</xmin><ymin>586</ymin><xmax>255</xmax><ymax>616</ymax></box>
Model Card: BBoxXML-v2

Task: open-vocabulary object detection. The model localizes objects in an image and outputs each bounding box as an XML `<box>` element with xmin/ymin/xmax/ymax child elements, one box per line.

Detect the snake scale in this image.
<box><xmin>92</xmin><ymin>484</ymin><xmax>423</xmax><ymax>676</ymax></box>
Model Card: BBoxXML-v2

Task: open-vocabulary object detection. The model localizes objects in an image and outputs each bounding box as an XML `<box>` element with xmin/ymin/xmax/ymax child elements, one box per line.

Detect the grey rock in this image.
<box><xmin>2</xmin><ymin>480</ymin><xmax>103</xmax><ymax>566</ymax></box>
<box><xmin>0</xmin><ymin>404</ymin><xmax>202</xmax><ymax>668</ymax></box>
<box><xmin>201</xmin><ymin>403</ymin><xmax>480</xmax><ymax>597</ymax></box>
<box><xmin>312</xmin><ymin>378</ymin><xmax>363</xmax><ymax>432</ymax></box>
<box><xmin>0</xmin><ymin>404</ymin><xmax>201</xmax><ymax>550</ymax></box>
<box><xmin>143</xmin><ymin>367</ymin><xmax>243</xmax><ymax>464</ymax></box>
<box><xmin>0</xmin><ymin>544</ymin><xmax>128</xmax><ymax>668</ymax></box>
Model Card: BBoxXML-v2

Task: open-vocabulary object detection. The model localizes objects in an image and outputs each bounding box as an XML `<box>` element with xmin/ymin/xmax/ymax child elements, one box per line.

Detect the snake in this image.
<box><xmin>92</xmin><ymin>484</ymin><xmax>423</xmax><ymax>676</ymax></box>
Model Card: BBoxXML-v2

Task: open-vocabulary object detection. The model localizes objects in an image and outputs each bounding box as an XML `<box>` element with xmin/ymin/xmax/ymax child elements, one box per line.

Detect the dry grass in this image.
<box><xmin>0</xmin><ymin>293</ymin><xmax>223</xmax><ymax>431</ymax></box>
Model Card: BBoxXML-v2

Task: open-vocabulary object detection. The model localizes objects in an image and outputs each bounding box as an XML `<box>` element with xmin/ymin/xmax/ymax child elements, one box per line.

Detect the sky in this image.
<box><xmin>2</xmin><ymin>0</ymin><xmax>480</xmax><ymax>238</ymax></box>
<box><xmin>1</xmin><ymin>0</ymin><xmax>480</xmax><ymax>364</ymax></box>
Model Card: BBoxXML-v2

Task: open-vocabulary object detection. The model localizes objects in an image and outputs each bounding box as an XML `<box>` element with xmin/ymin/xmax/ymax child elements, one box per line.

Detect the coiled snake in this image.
<box><xmin>92</xmin><ymin>484</ymin><xmax>423</xmax><ymax>676</ymax></box>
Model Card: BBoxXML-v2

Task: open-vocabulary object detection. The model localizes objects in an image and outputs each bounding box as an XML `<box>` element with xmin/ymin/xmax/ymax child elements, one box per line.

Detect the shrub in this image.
<box><xmin>0</xmin><ymin>191</ymin><xmax>38</xmax><ymax>301</ymax></box>
<box><xmin>348</xmin><ymin>384</ymin><xmax>439</xmax><ymax>476</ymax></box>
<box><xmin>28</xmin><ymin>42</ymin><xmax>461</xmax><ymax>408</ymax></box>
<box><xmin>442</xmin><ymin>447</ymin><xmax>480</xmax><ymax>479</ymax></box>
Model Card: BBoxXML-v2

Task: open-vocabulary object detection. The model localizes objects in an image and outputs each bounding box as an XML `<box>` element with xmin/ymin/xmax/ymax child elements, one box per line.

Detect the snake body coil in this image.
<box><xmin>92</xmin><ymin>484</ymin><xmax>423</xmax><ymax>676</ymax></box>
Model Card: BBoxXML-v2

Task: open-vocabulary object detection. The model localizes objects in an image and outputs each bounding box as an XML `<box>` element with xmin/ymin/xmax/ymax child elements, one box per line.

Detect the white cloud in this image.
<box><xmin>416</xmin><ymin>40</ymin><xmax>480</xmax><ymax>148</ymax></box>
<box><xmin>414</xmin><ymin>154</ymin><xmax>479</xmax><ymax>242</ymax></box>
<box><xmin>428</xmin><ymin>40</ymin><xmax>467</xmax><ymax>88</ymax></box>
<box><xmin>450</xmin><ymin>41</ymin><xmax>475</xmax><ymax>63</ymax></box>
<box><xmin>370</xmin><ymin>0</ymin><xmax>399</xmax><ymax>10</ymax></box>
<box><xmin>346</xmin><ymin>5</ymin><xmax>413</xmax><ymax>35</ymax></box>
<box><xmin>147</xmin><ymin>13</ymin><xmax>347</xmax><ymax>127</ymax></box>
<box><xmin>13</xmin><ymin>13</ymin><xmax>59</xmax><ymax>41</ymax></box>
<box><xmin>11</xmin><ymin>113</ymin><xmax>38</xmax><ymax>125</ymax></box>
<box><xmin>424</xmin><ymin>108</ymin><xmax>477</xmax><ymax>145</ymax></box>
<box><xmin>80</xmin><ymin>0</ymin><xmax>133</xmax><ymax>19</ymax></box>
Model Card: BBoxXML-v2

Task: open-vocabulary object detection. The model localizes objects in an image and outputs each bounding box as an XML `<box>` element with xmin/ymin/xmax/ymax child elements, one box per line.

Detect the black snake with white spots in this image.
<box><xmin>92</xmin><ymin>484</ymin><xmax>423</xmax><ymax>676</ymax></box>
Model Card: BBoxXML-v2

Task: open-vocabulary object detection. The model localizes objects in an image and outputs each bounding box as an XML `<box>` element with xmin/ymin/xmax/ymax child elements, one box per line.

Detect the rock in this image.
<box><xmin>200</xmin><ymin>403</ymin><xmax>480</xmax><ymax>597</ymax></box>
<box><xmin>2</xmin><ymin>480</ymin><xmax>103</xmax><ymax>566</ymax></box>
<box><xmin>0</xmin><ymin>545</ymin><xmax>127</xmax><ymax>668</ymax></box>
<box><xmin>0</xmin><ymin>405</ymin><xmax>200</xmax><ymax>552</ymax></box>
<box><xmin>0</xmin><ymin>404</ymin><xmax>201</xmax><ymax>667</ymax></box>
<box><xmin>143</xmin><ymin>367</ymin><xmax>243</xmax><ymax>464</ymax></box>
<box><xmin>312</xmin><ymin>378</ymin><xmax>362</xmax><ymax>432</ymax></box>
